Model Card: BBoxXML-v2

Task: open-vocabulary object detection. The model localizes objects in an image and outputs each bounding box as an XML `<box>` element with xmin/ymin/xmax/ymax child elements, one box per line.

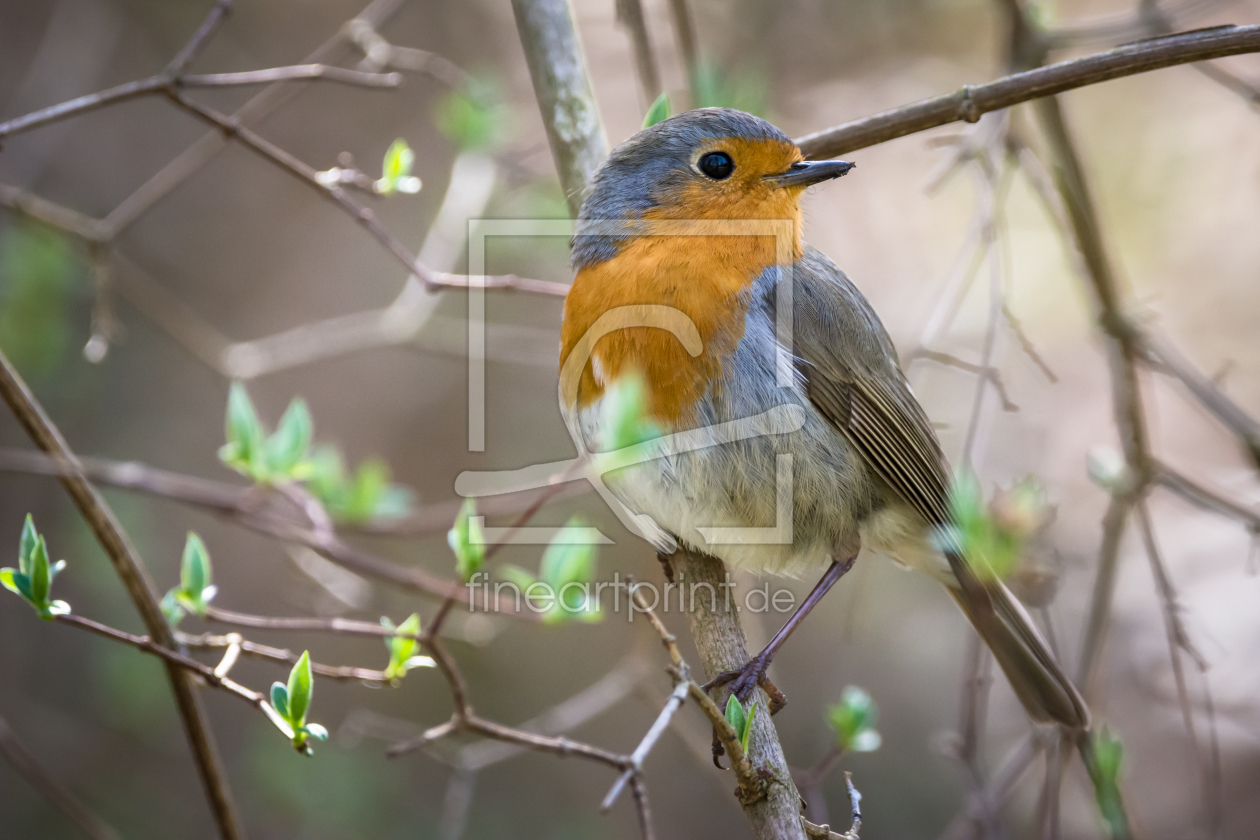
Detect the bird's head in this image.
<box><xmin>572</xmin><ymin>108</ymin><xmax>853</xmax><ymax>269</ymax></box>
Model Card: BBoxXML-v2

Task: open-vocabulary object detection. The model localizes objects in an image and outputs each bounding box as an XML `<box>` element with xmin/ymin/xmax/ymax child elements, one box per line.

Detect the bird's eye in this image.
<box><xmin>698</xmin><ymin>151</ymin><xmax>734</xmax><ymax>180</ymax></box>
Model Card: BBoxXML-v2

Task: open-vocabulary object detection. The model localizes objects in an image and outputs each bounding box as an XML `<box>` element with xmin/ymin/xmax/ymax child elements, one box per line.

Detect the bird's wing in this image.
<box><xmin>785</xmin><ymin>249</ymin><xmax>1089</xmax><ymax>728</ymax></box>
<box><xmin>785</xmin><ymin>249</ymin><xmax>951</xmax><ymax>527</ymax></box>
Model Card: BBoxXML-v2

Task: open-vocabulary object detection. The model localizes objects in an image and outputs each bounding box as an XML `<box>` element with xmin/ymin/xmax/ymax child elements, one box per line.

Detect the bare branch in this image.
<box><xmin>666</xmin><ymin>0</ymin><xmax>701</xmax><ymax>103</ymax></box>
<box><xmin>615</xmin><ymin>0</ymin><xmax>663</xmax><ymax>102</ymax></box>
<box><xmin>511</xmin><ymin>0</ymin><xmax>609</xmax><ymax>216</ymax></box>
<box><xmin>179</xmin><ymin>65</ymin><xmax>401</xmax><ymax>88</ymax></box>
<box><xmin>0</xmin><ymin>349</ymin><xmax>244</xmax><ymax>840</ymax></box>
<box><xmin>178</xmin><ymin>631</ymin><xmax>395</xmax><ymax>683</ymax></box>
<box><xmin>795</xmin><ymin>26</ymin><xmax>1260</xmax><ymax>159</ymax></box>
<box><xmin>165</xmin><ymin>0</ymin><xmax>234</xmax><ymax>75</ymax></box>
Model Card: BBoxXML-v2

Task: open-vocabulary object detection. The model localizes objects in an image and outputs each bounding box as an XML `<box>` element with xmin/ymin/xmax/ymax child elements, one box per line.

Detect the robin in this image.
<box><xmin>559</xmin><ymin>107</ymin><xmax>1088</xmax><ymax>728</ymax></box>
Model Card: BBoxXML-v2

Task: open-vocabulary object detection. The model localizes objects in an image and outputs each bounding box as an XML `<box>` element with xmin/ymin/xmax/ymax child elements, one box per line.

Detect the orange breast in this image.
<box><xmin>560</xmin><ymin>224</ymin><xmax>796</xmax><ymax>428</ymax></box>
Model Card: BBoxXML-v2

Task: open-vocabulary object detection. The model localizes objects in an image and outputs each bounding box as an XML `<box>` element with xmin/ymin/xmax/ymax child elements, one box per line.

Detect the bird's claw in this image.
<box><xmin>703</xmin><ymin>655</ymin><xmax>788</xmax><ymax>714</ymax></box>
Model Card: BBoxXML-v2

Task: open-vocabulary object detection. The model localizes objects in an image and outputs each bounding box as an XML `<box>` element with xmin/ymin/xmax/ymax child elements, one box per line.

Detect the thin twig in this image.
<box><xmin>795</xmin><ymin>25</ymin><xmax>1260</xmax><ymax>159</ymax></box>
<box><xmin>178</xmin><ymin>631</ymin><xmax>395</xmax><ymax>683</ymax></box>
<box><xmin>179</xmin><ymin>65</ymin><xmax>400</xmax><ymax>88</ymax></box>
<box><xmin>615</xmin><ymin>0</ymin><xmax>663</xmax><ymax>103</ymax></box>
<box><xmin>0</xmin><ymin>349</ymin><xmax>244</xmax><ymax>840</ymax></box>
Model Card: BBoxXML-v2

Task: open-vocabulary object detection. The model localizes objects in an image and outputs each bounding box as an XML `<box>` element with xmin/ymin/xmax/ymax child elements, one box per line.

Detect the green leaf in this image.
<box><xmin>181</xmin><ymin>533</ymin><xmax>211</xmax><ymax>600</ymax></box>
<box><xmin>376</xmin><ymin>139</ymin><xmax>421</xmax><ymax>194</ymax></box>
<box><xmin>1088</xmin><ymin>727</ymin><xmax>1129</xmax><ymax>838</ymax></box>
<box><xmin>28</xmin><ymin>535</ymin><xmax>50</xmax><ymax>607</ymax></box>
<box><xmin>265</xmin><ymin>398</ymin><xmax>312</xmax><ymax>477</ymax></box>
<box><xmin>161</xmin><ymin>589</ymin><xmax>186</xmax><ymax>627</ymax></box>
<box><xmin>384</xmin><ymin>613</ymin><xmax>423</xmax><ymax>681</ymax></box>
<box><xmin>642</xmin><ymin>92</ymin><xmax>670</xmax><ymax>128</ymax></box>
<box><xmin>302</xmin><ymin>723</ymin><xmax>328</xmax><ymax>741</ymax></box>
<box><xmin>538</xmin><ymin>517</ymin><xmax>600</xmax><ymax>623</ymax></box>
<box><xmin>945</xmin><ymin>473</ymin><xmax>1050</xmax><ymax>582</ymax></box>
<box><xmin>826</xmin><ymin>686</ymin><xmax>881</xmax><ymax>753</ymax></box>
<box><xmin>221</xmin><ymin>382</ymin><xmax>265</xmax><ymax>475</ymax></box>
<box><xmin>6</xmin><ymin>570</ymin><xmax>33</xmax><ymax>602</ymax></box>
<box><xmin>496</xmin><ymin>564</ymin><xmax>537</xmax><ymax>592</ymax></box>
<box><xmin>270</xmin><ymin>682</ymin><xmax>290</xmax><ymax>721</ymax></box>
<box><xmin>741</xmin><ymin>702</ymin><xmax>757</xmax><ymax>752</ymax></box>
<box><xmin>0</xmin><ymin>568</ymin><xmax>20</xmax><ymax>597</ymax></box>
<box><xmin>18</xmin><ymin>514</ymin><xmax>37</xmax><ymax>573</ymax></box>
<box><xmin>435</xmin><ymin>80</ymin><xmax>502</xmax><ymax>150</ymax></box>
<box><xmin>599</xmin><ymin>373</ymin><xmax>660</xmax><ymax>453</ymax></box>
<box><xmin>448</xmin><ymin>498</ymin><xmax>485</xmax><ymax>583</ymax></box>
<box><xmin>725</xmin><ymin>694</ymin><xmax>747</xmax><ymax>746</ymax></box>
<box><xmin>286</xmin><ymin>651</ymin><xmax>313</xmax><ymax>727</ymax></box>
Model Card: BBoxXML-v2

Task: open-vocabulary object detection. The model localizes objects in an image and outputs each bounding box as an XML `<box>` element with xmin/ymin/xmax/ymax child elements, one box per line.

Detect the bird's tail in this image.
<box><xmin>944</xmin><ymin>551</ymin><xmax>1090</xmax><ymax>729</ymax></box>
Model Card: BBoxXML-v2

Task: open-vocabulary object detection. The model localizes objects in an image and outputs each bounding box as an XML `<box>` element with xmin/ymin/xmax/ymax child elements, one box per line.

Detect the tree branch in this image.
<box><xmin>795</xmin><ymin>25</ymin><xmax>1260</xmax><ymax>159</ymax></box>
<box><xmin>0</xmin><ymin>349</ymin><xmax>244</xmax><ymax>840</ymax></box>
<box><xmin>510</xmin><ymin>0</ymin><xmax>609</xmax><ymax>216</ymax></box>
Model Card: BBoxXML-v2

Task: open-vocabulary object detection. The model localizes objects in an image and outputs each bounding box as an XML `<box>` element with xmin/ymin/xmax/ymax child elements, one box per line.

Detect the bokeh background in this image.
<box><xmin>2</xmin><ymin>0</ymin><xmax>1260</xmax><ymax>838</ymax></box>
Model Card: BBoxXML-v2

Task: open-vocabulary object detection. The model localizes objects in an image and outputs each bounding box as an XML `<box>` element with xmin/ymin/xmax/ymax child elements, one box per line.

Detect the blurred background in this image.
<box><xmin>2</xmin><ymin>0</ymin><xmax>1260</xmax><ymax>838</ymax></box>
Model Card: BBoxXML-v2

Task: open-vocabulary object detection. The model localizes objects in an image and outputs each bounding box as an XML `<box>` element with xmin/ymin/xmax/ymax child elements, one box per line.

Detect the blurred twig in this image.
<box><xmin>616</xmin><ymin>0</ymin><xmax>663</xmax><ymax>103</ymax></box>
<box><xmin>0</xmin><ymin>714</ymin><xmax>123</xmax><ymax>840</ymax></box>
<box><xmin>666</xmin><ymin>0</ymin><xmax>701</xmax><ymax>103</ymax></box>
<box><xmin>0</xmin><ymin>348</ymin><xmax>244</xmax><ymax>840</ymax></box>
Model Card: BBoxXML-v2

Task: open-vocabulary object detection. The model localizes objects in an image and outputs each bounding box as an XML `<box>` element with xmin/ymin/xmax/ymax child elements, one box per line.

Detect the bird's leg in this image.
<box><xmin>704</xmin><ymin>554</ymin><xmax>857</xmax><ymax>712</ymax></box>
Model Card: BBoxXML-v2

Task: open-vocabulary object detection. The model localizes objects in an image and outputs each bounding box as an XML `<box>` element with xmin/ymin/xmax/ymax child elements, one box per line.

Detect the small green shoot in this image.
<box><xmin>381</xmin><ymin>613</ymin><xmax>435</xmax><ymax>682</ymax></box>
<box><xmin>497</xmin><ymin>516</ymin><xmax>602</xmax><ymax>624</ymax></box>
<box><xmin>826</xmin><ymin>686</ymin><xmax>881</xmax><ymax>753</ymax></box>
<box><xmin>269</xmin><ymin>651</ymin><xmax>328</xmax><ymax>755</ymax></box>
<box><xmin>375</xmin><ymin>139</ymin><xmax>421</xmax><ymax>194</ymax></box>
<box><xmin>435</xmin><ymin>79</ymin><xmax>503</xmax><ymax>150</ymax></box>
<box><xmin>1088</xmin><ymin>727</ymin><xmax>1130</xmax><ymax>838</ymax></box>
<box><xmin>1</xmin><ymin>515</ymin><xmax>70</xmax><ymax>619</ymax></box>
<box><xmin>643</xmin><ymin>92</ymin><xmax>671</xmax><ymax>128</ymax></box>
<box><xmin>937</xmin><ymin>474</ymin><xmax>1049</xmax><ymax>581</ymax></box>
<box><xmin>306</xmin><ymin>446</ymin><xmax>413</xmax><ymax>524</ymax></box>
<box><xmin>162</xmin><ymin>533</ymin><xmax>217</xmax><ymax>627</ymax></box>
<box><xmin>724</xmin><ymin>694</ymin><xmax>757</xmax><ymax>753</ymax></box>
<box><xmin>448</xmin><ymin>498</ymin><xmax>486</xmax><ymax>583</ymax></box>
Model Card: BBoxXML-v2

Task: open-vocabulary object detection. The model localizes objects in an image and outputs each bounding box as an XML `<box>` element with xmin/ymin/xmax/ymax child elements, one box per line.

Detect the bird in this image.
<box><xmin>558</xmin><ymin>107</ymin><xmax>1089</xmax><ymax>729</ymax></box>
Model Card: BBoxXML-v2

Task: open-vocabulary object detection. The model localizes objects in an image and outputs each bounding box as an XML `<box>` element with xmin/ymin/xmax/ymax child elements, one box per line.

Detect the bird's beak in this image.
<box><xmin>767</xmin><ymin>159</ymin><xmax>855</xmax><ymax>188</ymax></box>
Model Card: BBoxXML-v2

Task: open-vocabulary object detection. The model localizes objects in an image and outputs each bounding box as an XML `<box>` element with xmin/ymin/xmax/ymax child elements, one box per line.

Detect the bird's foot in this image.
<box><xmin>703</xmin><ymin>654</ymin><xmax>788</xmax><ymax>715</ymax></box>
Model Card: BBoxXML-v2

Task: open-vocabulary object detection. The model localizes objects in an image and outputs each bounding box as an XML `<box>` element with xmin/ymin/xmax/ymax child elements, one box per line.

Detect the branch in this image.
<box><xmin>55</xmin><ymin>614</ymin><xmax>281</xmax><ymax>727</ymax></box>
<box><xmin>663</xmin><ymin>550</ymin><xmax>806</xmax><ymax>838</ymax></box>
<box><xmin>0</xmin><ymin>714</ymin><xmax>122</xmax><ymax>840</ymax></box>
<box><xmin>0</xmin><ymin>349</ymin><xmax>244</xmax><ymax>840</ymax></box>
<box><xmin>0</xmin><ymin>447</ymin><xmax>544</xmax><ymax>616</ymax></box>
<box><xmin>795</xmin><ymin>25</ymin><xmax>1260</xmax><ymax>159</ymax></box>
<box><xmin>178</xmin><ymin>631</ymin><xmax>394</xmax><ymax>683</ymax></box>
<box><xmin>615</xmin><ymin>0</ymin><xmax>663</xmax><ymax>102</ymax></box>
<box><xmin>510</xmin><ymin>0</ymin><xmax>609</xmax><ymax>217</ymax></box>
<box><xmin>666</xmin><ymin>0</ymin><xmax>701</xmax><ymax>103</ymax></box>
<box><xmin>178</xmin><ymin>65</ymin><xmax>401</xmax><ymax>88</ymax></box>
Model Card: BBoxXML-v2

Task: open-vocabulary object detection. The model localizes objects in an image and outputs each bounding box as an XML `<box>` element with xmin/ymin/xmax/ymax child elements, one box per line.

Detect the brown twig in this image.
<box><xmin>616</xmin><ymin>0</ymin><xmax>663</xmax><ymax>103</ymax></box>
<box><xmin>795</xmin><ymin>25</ymin><xmax>1260</xmax><ymax>159</ymax></box>
<box><xmin>0</xmin><ymin>348</ymin><xmax>244</xmax><ymax>840</ymax></box>
<box><xmin>178</xmin><ymin>631</ymin><xmax>397</xmax><ymax>683</ymax></box>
